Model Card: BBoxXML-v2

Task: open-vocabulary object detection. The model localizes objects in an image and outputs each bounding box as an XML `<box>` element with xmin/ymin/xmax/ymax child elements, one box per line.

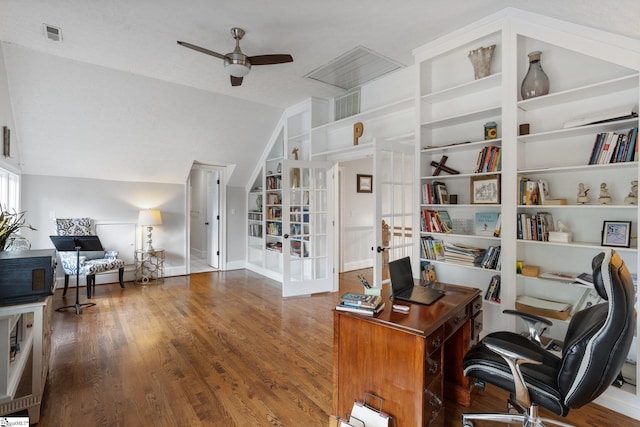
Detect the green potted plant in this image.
<box><xmin>0</xmin><ymin>205</ymin><xmax>36</xmax><ymax>251</ymax></box>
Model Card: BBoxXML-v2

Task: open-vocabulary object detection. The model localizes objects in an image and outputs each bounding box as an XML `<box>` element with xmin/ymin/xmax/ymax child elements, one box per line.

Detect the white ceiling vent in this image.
<box><xmin>305</xmin><ymin>46</ymin><xmax>403</xmax><ymax>91</ymax></box>
<box><xmin>43</xmin><ymin>24</ymin><xmax>62</xmax><ymax>42</ymax></box>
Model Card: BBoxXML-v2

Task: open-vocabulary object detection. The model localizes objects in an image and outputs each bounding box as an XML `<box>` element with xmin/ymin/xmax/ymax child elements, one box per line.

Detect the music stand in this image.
<box><xmin>50</xmin><ymin>235</ymin><xmax>104</xmax><ymax>315</ymax></box>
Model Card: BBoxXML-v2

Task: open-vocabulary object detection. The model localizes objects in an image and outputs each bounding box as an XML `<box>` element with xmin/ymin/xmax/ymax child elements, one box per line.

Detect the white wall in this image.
<box><xmin>226</xmin><ymin>186</ymin><xmax>246</xmax><ymax>269</ymax></box>
<box><xmin>340</xmin><ymin>157</ymin><xmax>374</xmax><ymax>271</ymax></box>
<box><xmin>20</xmin><ymin>174</ymin><xmax>186</xmax><ymax>284</ymax></box>
<box><xmin>0</xmin><ymin>43</ymin><xmax>18</xmax><ymax>173</ymax></box>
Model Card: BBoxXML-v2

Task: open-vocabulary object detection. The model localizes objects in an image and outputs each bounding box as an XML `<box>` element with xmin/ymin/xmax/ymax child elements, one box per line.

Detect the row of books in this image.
<box><xmin>422</xmin><ymin>181</ymin><xmax>449</xmax><ymax>204</ymax></box>
<box><xmin>475</xmin><ymin>145</ymin><xmax>502</xmax><ymax>173</ymax></box>
<box><xmin>266</xmin><ymin>175</ymin><xmax>282</xmax><ymax>190</ymax></box>
<box><xmin>587</xmin><ymin>127</ymin><xmax>638</xmax><ymax>165</ymax></box>
<box><xmin>484</xmin><ymin>274</ymin><xmax>501</xmax><ymax>302</ymax></box>
<box><xmin>336</xmin><ymin>293</ymin><xmax>385</xmax><ymax>316</ymax></box>
<box><xmin>518</xmin><ymin>177</ymin><xmax>550</xmax><ymax>206</ymax></box>
<box><xmin>479</xmin><ymin>245</ymin><xmax>501</xmax><ymax>270</ymax></box>
<box><xmin>517</xmin><ymin>212</ymin><xmax>555</xmax><ymax>241</ymax></box>
<box><xmin>420</xmin><ymin>209</ymin><xmax>453</xmax><ymax>233</ymax></box>
<box><xmin>421</xmin><ymin>237</ymin><xmax>445</xmax><ymax>261</ymax></box>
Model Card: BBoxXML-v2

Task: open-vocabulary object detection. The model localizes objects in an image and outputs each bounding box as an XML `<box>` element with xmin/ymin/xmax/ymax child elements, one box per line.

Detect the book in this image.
<box><xmin>335</xmin><ymin>301</ymin><xmax>385</xmax><ymax>316</ymax></box>
<box><xmin>475</xmin><ymin>212</ymin><xmax>500</xmax><ymax>236</ymax></box>
<box><xmin>525</xmin><ymin>180</ymin><xmax>540</xmax><ymax>205</ymax></box>
<box><xmin>539</xmin><ymin>271</ymin><xmax>577</xmax><ymax>282</ymax></box>
<box><xmin>436</xmin><ymin>210</ymin><xmax>453</xmax><ymax>233</ymax></box>
<box><xmin>574</xmin><ymin>272</ymin><xmax>594</xmax><ymax>286</ymax></box>
<box><xmin>537</xmin><ymin>179</ymin><xmax>549</xmax><ymax>204</ymax></box>
<box><xmin>340</xmin><ymin>293</ymin><xmax>382</xmax><ymax>309</ymax></box>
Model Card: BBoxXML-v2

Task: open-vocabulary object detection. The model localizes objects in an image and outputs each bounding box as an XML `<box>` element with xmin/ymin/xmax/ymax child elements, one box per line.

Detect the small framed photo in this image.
<box><xmin>601</xmin><ymin>221</ymin><xmax>632</xmax><ymax>248</ymax></box>
<box><xmin>470</xmin><ymin>174</ymin><xmax>500</xmax><ymax>204</ymax></box>
<box><xmin>357</xmin><ymin>174</ymin><xmax>372</xmax><ymax>193</ymax></box>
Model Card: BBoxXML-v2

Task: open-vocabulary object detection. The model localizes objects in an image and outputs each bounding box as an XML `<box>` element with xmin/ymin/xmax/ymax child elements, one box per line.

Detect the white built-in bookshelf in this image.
<box><xmin>413</xmin><ymin>9</ymin><xmax>640</xmax><ymax>416</ymax></box>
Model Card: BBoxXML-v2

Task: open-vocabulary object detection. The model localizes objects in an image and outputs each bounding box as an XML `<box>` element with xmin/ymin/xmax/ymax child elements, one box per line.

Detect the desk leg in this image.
<box><xmin>444</xmin><ymin>317</ymin><xmax>474</xmax><ymax>406</ymax></box>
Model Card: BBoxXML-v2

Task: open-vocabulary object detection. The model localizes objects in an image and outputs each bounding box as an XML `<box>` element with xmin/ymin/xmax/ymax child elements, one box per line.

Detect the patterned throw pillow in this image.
<box><xmin>56</xmin><ymin>218</ymin><xmax>93</xmax><ymax>236</ymax></box>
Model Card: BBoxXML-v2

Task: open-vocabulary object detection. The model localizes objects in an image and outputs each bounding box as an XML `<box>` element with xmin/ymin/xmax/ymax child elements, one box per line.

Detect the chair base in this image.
<box><xmin>463</xmin><ymin>404</ymin><xmax>574</xmax><ymax>427</ymax></box>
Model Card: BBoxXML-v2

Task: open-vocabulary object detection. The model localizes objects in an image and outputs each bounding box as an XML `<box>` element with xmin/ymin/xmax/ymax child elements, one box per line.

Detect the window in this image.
<box><xmin>0</xmin><ymin>166</ymin><xmax>19</xmax><ymax>211</ymax></box>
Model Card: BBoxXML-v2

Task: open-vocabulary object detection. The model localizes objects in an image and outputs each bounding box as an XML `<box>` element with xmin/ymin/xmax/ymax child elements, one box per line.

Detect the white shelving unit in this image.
<box><xmin>0</xmin><ymin>297</ymin><xmax>52</xmax><ymax>423</ymax></box>
<box><xmin>413</xmin><ymin>9</ymin><xmax>640</xmax><ymax>417</ymax></box>
<box><xmin>246</xmin><ymin>98</ymin><xmax>335</xmax><ymax>297</ymax></box>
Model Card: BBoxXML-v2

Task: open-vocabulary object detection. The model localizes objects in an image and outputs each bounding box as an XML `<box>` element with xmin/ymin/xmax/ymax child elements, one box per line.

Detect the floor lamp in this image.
<box><xmin>50</xmin><ymin>235</ymin><xmax>103</xmax><ymax>315</ymax></box>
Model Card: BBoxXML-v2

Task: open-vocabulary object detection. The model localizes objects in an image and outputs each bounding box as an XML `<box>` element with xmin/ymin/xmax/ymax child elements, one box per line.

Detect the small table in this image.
<box><xmin>135</xmin><ymin>249</ymin><xmax>165</xmax><ymax>284</ymax></box>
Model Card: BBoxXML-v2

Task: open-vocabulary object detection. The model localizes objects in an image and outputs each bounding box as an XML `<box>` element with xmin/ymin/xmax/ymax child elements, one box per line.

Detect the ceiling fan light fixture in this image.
<box><xmin>225</xmin><ymin>62</ymin><xmax>251</xmax><ymax>77</ymax></box>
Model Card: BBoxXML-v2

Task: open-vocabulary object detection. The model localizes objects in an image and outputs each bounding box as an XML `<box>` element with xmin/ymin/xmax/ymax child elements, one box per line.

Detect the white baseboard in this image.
<box><xmin>343</xmin><ymin>259</ymin><xmax>373</xmax><ymax>272</ymax></box>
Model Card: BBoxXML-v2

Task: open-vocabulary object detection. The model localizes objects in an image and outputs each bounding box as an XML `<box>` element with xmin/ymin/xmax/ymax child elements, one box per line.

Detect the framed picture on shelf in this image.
<box><xmin>357</xmin><ymin>174</ymin><xmax>373</xmax><ymax>193</ymax></box>
<box><xmin>470</xmin><ymin>174</ymin><xmax>500</xmax><ymax>204</ymax></box>
<box><xmin>601</xmin><ymin>221</ymin><xmax>632</xmax><ymax>248</ymax></box>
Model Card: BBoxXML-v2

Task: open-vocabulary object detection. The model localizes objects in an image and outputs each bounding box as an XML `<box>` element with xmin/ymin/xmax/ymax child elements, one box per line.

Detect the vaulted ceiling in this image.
<box><xmin>1</xmin><ymin>0</ymin><xmax>638</xmax><ymax>186</ymax></box>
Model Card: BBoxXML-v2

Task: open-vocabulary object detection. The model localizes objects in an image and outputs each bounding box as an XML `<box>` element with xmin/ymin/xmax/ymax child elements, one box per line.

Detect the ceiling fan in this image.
<box><xmin>177</xmin><ymin>27</ymin><xmax>293</xmax><ymax>87</ymax></box>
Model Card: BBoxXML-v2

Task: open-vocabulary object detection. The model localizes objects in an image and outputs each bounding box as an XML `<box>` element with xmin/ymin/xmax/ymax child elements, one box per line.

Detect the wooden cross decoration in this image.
<box><xmin>431</xmin><ymin>155</ymin><xmax>460</xmax><ymax>176</ymax></box>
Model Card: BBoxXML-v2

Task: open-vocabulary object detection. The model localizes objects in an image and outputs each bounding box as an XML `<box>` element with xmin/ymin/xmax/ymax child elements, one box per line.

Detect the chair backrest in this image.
<box><xmin>559</xmin><ymin>249</ymin><xmax>635</xmax><ymax>408</ymax></box>
<box><xmin>56</xmin><ymin>218</ymin><xmax>105</xmax><ymax>259</ymax></box>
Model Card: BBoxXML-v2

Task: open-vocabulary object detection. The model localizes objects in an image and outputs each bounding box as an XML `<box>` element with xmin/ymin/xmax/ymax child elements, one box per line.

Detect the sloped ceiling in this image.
<box><xmin>0</xmin><ymin>0</ymin><xmax>638</xmax><ymax>186</ymax></box>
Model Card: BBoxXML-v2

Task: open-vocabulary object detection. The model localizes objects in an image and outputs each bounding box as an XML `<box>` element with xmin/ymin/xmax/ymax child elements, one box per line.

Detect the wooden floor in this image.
<box><xmin>34</xmin><ymin>269</ymin><xmax>639</xmax><ymax>426</ymax></box>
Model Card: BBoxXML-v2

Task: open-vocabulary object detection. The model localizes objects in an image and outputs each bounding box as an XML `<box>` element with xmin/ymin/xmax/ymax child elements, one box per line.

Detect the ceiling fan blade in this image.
<box><xmin>230</xmin><ymin>75</ymin><xmax>243</xmax><ymax>86</ymax></box>
<box><xmin>248</xmin><ymin>54</ymin><xmax>293</xmax><ymax>66</ymax></box>
<box><xmin>177</xmin><ymin>41</ymin><xmax>226</xmax><ymax>60</ymax></box>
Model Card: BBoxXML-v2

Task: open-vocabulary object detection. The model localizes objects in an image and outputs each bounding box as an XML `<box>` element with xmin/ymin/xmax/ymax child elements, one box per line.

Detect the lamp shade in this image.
<box><xmin>138</xmin><ymin>209</ymin><xmax>162</xmax><ymax>226</ymax></box>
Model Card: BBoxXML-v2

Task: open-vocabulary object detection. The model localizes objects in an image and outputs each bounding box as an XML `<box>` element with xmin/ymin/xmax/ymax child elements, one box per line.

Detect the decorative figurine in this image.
<box><xmin>291</xmin><ymin>147</ymin><xmax>300</xmax><ymax>188</ymax></box>
<box><xmin>598</xmin><ymin>182</ymin><xmax>612</xmax><ymax>204</ymax></box>
<box><xmin>577</xmin><ymin>183</ymin><xmax>590</xmax><ymax>204</ymax></box>
<box><xmin>624</xmin><ymin>180</ymin><xmax>638</xmax><ymax>205</ymax></box>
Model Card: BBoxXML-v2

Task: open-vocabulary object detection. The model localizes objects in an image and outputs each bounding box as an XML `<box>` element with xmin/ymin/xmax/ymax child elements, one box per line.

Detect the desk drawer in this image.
<box><xmin>424</xmin><ymin>348</ymin><xmax>441</xmax><ymax>389</ymax></box>
<box><xmin>424</xmin><ymin>378</ymin><xmax>443</xmax><ymax>426</ymax></box>
<box><xmin>471</xmin><ymin>310</ymin><xmax>483</xmax><ymax>347</ymax></box>
<box><xmin>426</xmin><ymin>327</ymin><xmax>443</xmax><ymax>356</ymax></box>
<box><xmin>445</xmin><ymin>307</ymin><xmax>468</xmax><ymax>338</ymax></box>
<box><xmin>470</xmin><ymin>295</ymin><xmax>483</xmax><ymax>317</ymax></box>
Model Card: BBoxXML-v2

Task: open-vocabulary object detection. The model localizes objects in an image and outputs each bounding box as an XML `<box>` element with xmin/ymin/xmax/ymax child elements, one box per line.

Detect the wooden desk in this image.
<box><xmin>333</xmin><ymin>282</ymin><xmax>482</xmax><ymax>427</ymax></box>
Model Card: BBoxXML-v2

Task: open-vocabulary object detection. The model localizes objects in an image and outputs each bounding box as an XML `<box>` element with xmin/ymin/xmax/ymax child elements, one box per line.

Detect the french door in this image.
<box><xmin>372</xmin><ymin>138</ymin><xmax>415</xmax><ymax>287</ymax></box>
<box><xmin>281</xmin><ymin>160</ymin><xmax>333</xmax><ymax>297</ymax></box>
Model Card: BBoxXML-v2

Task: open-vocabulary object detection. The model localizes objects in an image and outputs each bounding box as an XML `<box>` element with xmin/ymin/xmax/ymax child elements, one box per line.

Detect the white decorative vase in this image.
<box><xmin>468</xmin><ymin>45</ymin><xmax>496</xmax><ymax>80</ymax></box>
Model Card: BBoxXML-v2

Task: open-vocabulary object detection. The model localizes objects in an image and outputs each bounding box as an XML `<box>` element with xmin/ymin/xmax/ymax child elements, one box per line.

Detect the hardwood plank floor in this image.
<box><xmin>35</xmin><ymin>269</ymin><xmax>639</xmax><ymax>426</ymax></box>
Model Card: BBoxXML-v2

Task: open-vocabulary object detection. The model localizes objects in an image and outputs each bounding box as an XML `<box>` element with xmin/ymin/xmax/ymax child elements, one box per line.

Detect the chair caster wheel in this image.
<box><xmin>463</xmin><ymin>422</ymin><xmax>474</xmax><ymax>427</ymax></box>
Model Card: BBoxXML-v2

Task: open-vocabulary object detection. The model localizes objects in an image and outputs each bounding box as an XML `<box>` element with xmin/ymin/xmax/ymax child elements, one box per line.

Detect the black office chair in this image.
<box><xmin>462</xmin><ymin>249</ymin><xmax>635</xmax><ymax>426</ymax></box>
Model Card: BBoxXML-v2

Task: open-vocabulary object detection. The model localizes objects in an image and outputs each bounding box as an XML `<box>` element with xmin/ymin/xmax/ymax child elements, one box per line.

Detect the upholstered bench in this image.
<box><xmin>56</xmin><ymin>218</ymin><xmax>126</xmax><ymax>298</ymax></box>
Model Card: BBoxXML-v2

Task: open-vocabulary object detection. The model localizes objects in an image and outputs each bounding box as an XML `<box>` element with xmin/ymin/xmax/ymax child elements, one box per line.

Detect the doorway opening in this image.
<box><xmin>188</xmin><ymin>164</ymin><xmax>226</xmax><ymax>273</ymax></box>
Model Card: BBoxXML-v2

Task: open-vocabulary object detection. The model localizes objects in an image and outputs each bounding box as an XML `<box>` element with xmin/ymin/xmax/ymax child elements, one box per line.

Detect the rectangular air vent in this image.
<box><xmin>43</xmin><ymin>24</ymin><xmax>62</xmax><ymax>42</ymax></box>
<box><xmin>305</xmin><ymin>46</ymin><xmax>403</xmax><ymax>91</ymax></box>
<box><xmin>334</xmin><ymin>90</ymin><xmax>361</xmax><ymax>121</ymax></box>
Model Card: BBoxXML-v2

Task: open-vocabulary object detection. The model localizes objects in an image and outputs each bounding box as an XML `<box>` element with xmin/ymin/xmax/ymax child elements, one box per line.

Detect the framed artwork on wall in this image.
<box><xmin>357</xmin><ymin>174</ymin><xmax>372</xmax><ymax>193</ymax></box>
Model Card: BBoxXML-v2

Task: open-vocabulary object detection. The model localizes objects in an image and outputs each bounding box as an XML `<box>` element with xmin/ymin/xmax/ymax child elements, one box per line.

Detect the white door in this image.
<box><xmin>373</xmin><ymin>138</ymin><xmax>415</xmax><ymax>287</ymax></box>
<box><xmin>206</xmin><ymin>171</ymin><xmax>220</xmax><ymax>269</ymax></box>
<box><xmin>281</xmin><ymin>159</ymin><xmax>333</xmax><ymax>297</ymax></box>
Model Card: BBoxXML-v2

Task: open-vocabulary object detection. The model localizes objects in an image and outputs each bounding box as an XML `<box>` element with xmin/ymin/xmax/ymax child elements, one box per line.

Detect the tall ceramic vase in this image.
<box><xmin>521</xmin><ymin>51</ymin><xmax>550</xmax><ymax>100</ymax></box>
<box><xmin>468</xmin><ymin>45</ymin><xmax>496</xmax><ymax>80</ymax></box>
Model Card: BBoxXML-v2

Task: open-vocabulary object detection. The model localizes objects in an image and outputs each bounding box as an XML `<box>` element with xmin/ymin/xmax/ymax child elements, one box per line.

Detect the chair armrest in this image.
<box><xmin>483</xmin><ymin>336</ymin><xmax>545</xmax><ymax>363</ymax></box>
<box><xmin>503</xmin><ymin>309</ymin><xmax>552</xmax><ymax>326</ymax></box>
<box><xmin>483</xmin><ymin>335</ymin><xmax>544</xmax><ymax>407</ymax></box>
<box><xmin>503</xmin><ymin>309</ymin><xmax>552</xmax><ymax>347</ymax></box>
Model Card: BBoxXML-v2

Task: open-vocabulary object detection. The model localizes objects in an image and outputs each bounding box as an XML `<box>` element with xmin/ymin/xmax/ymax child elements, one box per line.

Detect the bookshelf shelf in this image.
<box><xmin>517</xmin><ymin>238</ymin><xmax>637</xmax><ymax>252</ymax></box>
<box><xmin>517</xmin><ymin>74</ymin><xmax>639</xmax><ymax>112</ymax></box>
<box><xmin>420</xmin><ymin>105</ymin><xmax>501</xmax><ymax>130</ymax></box>
<box><xmin>421</xmin><ymin>73</ymin><xmax>502</xmax><ymax>104</ymax></box>
<box><xmin>422</xmin><ymin>138</ymin><xmax>502</xmax><ymax>153</ymax></box>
